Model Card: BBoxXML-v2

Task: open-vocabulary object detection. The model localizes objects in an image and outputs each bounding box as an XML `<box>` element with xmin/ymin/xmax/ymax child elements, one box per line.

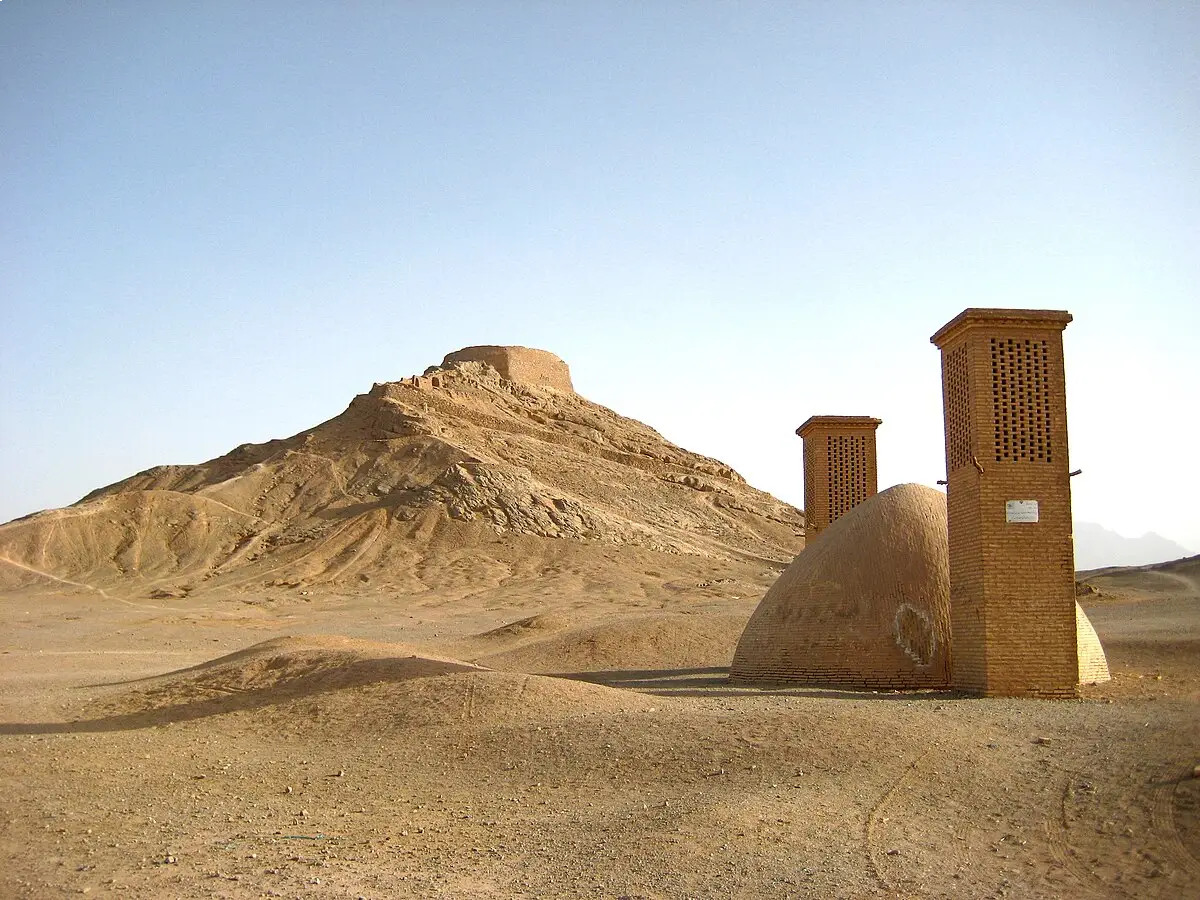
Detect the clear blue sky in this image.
<box><xmin>2</xmin><ymin>2</ymin><xmax>1198</xmax><ymax>552</ymax></box>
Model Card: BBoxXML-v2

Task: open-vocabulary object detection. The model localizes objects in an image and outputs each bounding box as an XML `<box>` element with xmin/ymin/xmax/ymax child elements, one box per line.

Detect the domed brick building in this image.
<box><xmin>730</xmin><ymin>483</ymin><xmax>1109</xmax><ymax>689</ymax></box>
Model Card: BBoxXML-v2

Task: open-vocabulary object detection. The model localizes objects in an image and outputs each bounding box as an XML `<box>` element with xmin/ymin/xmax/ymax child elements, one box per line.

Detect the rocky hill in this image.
<box><xmin>0</xmin><ymin>347</ymin><xmax>804</xmax><ymax>600</ymax></box>
<box><xmin>1077</xmin><ymin>552</ymin><xmax>1200</xmax><ymax>600</ymax></box>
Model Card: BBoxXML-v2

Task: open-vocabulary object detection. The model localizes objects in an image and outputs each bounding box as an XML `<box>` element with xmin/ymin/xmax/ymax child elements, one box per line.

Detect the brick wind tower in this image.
<box><xmin>931</xmin><ymin>309</ymin><xmax>1077</xmax><ymax>698</ymax></box>
<box><xmin>796</xmin><ymin>416</ymin><xmax>882</xmax><ymax>543</ymax></box>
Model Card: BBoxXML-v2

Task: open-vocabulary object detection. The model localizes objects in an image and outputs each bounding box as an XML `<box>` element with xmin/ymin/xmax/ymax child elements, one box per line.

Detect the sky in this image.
<box><xmin>2</xmin><ymin>2</ymin><xmax>1198</xmax><ymax>556</ymax></box>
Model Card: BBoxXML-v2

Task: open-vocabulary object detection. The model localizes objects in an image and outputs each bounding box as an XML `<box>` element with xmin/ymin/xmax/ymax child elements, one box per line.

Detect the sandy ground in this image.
<box><xmin>1</xmin><ymin>556</ymin><xmax>1197</xmax><ymax>900</ymax></box>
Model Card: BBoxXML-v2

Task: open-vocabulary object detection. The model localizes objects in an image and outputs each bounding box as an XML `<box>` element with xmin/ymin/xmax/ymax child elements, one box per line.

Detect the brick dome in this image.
<box><xmin>731</xmin><ymin>483</ymin><xmax>953</xmax><ymax>688</ymax></box>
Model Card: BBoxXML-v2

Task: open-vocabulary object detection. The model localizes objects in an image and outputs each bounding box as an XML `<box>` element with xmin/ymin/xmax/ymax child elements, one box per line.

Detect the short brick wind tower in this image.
<box><xmin>796</xmin><ymin>416</ymin><xmax>882</xmax><ymax>543</ymax></box>
<box><xmin>931</xmin><ymin>309</ymin><xmax>1078</xmax><ymax>698</ymax></box>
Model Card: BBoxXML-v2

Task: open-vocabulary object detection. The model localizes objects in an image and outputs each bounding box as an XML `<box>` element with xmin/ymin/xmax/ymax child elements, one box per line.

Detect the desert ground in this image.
<box><xmin>2</xmin><ymin>550</ymin><xmax>1196</xmax><ymax>900</ymax></box>
<box><xmin>1</xmin><ymin>355</ymin><xmax>1197</xmax><ymax>898</ymax></box>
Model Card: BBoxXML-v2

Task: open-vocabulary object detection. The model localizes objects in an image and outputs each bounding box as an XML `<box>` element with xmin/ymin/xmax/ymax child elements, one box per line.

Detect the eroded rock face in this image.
<box><xmin>440</xmin><ymin>346</ymin><xmax>574</xmax><ymax>393</ymax></box>
<box><xmin>428</xmin><ymin>461</ymin><xmax>652</xmax><ymax>543</ymax></box>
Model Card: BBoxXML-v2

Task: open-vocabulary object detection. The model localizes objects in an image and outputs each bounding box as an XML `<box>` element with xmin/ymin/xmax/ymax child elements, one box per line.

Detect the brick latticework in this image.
<box><xmin>931</xmin><ymin>308</ymin><xmax>1078</xmax><ymax>698</ymax></box>
<box><xmin>796</xmin><ymin>416</ymin><xmax>881</xmax><ymax>543</ymax></box>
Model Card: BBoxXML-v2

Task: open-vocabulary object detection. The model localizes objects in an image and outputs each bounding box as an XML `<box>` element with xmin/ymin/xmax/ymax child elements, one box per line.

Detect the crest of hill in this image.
<box><xmin>473</xmin><ymin>612</ymin><xmax>750</xmax><ymax>674</ymax></box>
<box><xmin>0</xmin><ymin>347</ymin><xmax>803</xmax><ymax>594</ymax></box>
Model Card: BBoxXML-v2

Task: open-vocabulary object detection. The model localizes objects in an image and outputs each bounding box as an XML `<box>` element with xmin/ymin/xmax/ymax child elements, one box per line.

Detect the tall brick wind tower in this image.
<box><xmin>796</xmin><ymin>416</ymin><xmax>881</xmax><ymax>543</ymax></box>
<box><xmin>931</xmin><ymin>308</ymin><xmax>1077</xmax><ymax>698</ymax></box>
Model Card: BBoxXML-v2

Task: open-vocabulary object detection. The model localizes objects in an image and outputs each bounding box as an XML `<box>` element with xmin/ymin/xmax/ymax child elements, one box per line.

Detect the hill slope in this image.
<box><xmin>1078</xmin><ymin>553</ymin><xmax>1200</xmax><ymax>599</ymax></box>
<box><xmin>0</xmin><ymin>349</ymin><xmax>803</xmax><ymax>599</ymax></box>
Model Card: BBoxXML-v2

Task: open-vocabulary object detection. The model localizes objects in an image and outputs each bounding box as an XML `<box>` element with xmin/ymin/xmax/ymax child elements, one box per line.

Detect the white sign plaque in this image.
<box><xmin>1005</xmin><ymin>500</ymin><xmax>1039</xmax><ymax>523</ymax></box>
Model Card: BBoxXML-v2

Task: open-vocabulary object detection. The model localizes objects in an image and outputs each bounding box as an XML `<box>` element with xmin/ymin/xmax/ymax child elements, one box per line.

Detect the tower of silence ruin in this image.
<box><xmin>439</xmin><ymin>345</ymin><xmax>574</xmax><ymax>394</ymax></box>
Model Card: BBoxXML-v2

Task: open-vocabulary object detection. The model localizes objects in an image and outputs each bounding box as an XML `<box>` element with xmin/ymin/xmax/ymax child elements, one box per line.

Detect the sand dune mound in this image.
<box><xmin>478</xmin><ymin>612</ymin><xmax>572</xmax><ymax>640</ymax></box>
<box><xmin>731</xmin><ymin>483</ymin><xmax>1110</xmax><ymax>688</ymax></box>
<box><xmin>0</xmin><ymin>346</ymin><xmax>803</xmax><ymax>594</ymax></box>
<box><xmin>93</xmin><ymin>635</ymin><xmax>483</xmax><ymax>716</ymax></box>
<box><xmin>478</xmin><ymin>612</ymin><xmax>749</xmax><ymax>674</ymax></box>
<box><xmin>85</xmin><ymin>635</ymin><xmax>652</xmax><ymax>732</ymax></box>
<box><xmin>339</xmin><ymin>670</ymin><xmax>659</xmax><ymax>729</ymax></box>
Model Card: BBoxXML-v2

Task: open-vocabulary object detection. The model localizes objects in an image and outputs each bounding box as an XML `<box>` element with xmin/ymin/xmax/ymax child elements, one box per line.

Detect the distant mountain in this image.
<box><xmin>1073</xmin><ymin>522</ymin><xmax>1193</xmax><ymax>572</ymax></box>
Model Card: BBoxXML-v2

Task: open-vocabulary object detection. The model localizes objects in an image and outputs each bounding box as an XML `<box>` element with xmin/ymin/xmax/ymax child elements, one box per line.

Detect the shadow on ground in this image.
<box><xmin>554</xmin><ymin>666</ymin><xmax>963</xmax><ymax>700</ymax></box>
<box><xmin>1</xmin><ymin>663</ymin><xmax>970</xmax><ymax>735</ymax></box>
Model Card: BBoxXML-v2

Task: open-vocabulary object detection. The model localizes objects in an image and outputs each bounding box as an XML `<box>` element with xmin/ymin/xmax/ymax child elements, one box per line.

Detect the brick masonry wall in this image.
<box><xmin>933</xmin><ymin>309</ymin><xmax>1078</xmax><ymax>698</ymax></box>
<box><xmin>1076</xmin><ymin>603</ymin><xmax>1111</xmax><ymax>684</ymax></box>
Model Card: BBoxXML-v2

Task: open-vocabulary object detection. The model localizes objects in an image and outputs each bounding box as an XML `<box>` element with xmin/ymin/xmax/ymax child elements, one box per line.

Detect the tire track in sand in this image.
<box><xmin>1150</xmin><ymin>764</ymin><xmax>1200</xmax><ymax>877</ymax></box>
<box><xmin>1044</xmin><ymin>773</ymin><xmax>1125</xmax><ymax>899</ymax></box>
<box><xmin>864</xmin><ymin>758</ymin><xmax>917</xmax><ymax>894</ymax></box>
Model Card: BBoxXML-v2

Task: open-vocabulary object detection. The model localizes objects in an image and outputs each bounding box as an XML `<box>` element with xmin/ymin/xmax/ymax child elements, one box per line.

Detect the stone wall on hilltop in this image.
<box><xmin>440</xmin><ymin>346</ymin><xmax>574</xmax><ymax>393</ymax></box>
